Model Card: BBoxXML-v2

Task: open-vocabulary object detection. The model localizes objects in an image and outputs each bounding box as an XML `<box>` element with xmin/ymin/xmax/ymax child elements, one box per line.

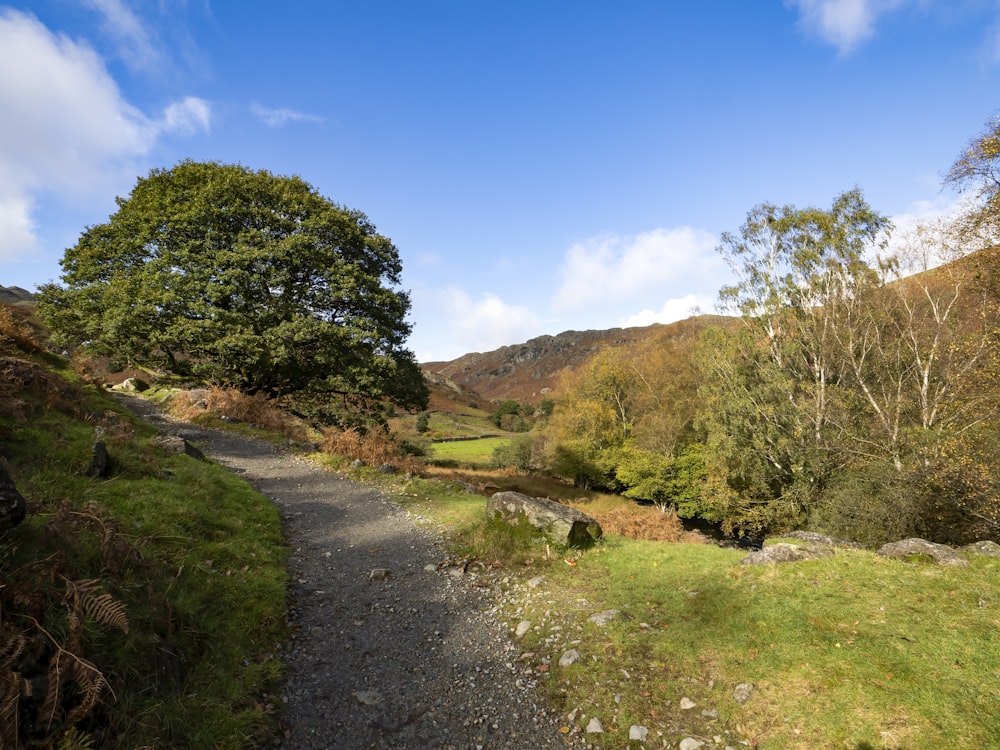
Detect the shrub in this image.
<box><xmin>169</xmin><ymin>387</ymin><xmax>311</xmax><ymax>442</ymax></box>
<box><xmin>591</xmin><ymin>504</ymin><xmax>707</xmax><ymax>542</ymax></box>
<box><xmin>490</xmin><ymin>435</ymin><xmax>535</xmax><ymax>471</ymax></box>
<box><xmin>320</xmin><ymin>427</ymin><xmax>424</xmax><ymax>473</ymax></box>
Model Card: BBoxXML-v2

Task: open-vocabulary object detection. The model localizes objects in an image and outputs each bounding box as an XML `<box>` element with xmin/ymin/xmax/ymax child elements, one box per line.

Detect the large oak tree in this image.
<box><xmin>38</xmin><ymin>160</ymin><xmax>427</xmax><ymax>421</ymax></box>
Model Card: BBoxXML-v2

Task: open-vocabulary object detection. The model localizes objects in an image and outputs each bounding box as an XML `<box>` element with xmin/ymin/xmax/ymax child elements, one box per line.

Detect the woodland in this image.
<box><xmin>493</xmin><ymin>116</ymin><xmax>1000</xmax><ymax>546</ymax></box>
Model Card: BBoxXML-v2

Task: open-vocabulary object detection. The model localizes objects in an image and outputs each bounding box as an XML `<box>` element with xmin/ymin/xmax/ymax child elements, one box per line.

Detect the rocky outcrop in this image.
<box><xmin>424</xmin><ymin>315</ymin><xmax>733</xmax><ymax>402</ymax></box>
<box><xmin>487</xmin><ymin>491</ymin><xmax>602</xmax><ymax>547</ymax></box>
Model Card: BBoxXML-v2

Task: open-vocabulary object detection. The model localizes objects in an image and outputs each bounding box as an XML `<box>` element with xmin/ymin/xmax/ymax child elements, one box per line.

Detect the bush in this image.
<box><xmin>591</xmin><ymin>504</ymin><xmax>707</xmax><ymax>542</ymax></box>
<box><xmin>169</xmin><ymin>387</ymin><xmax>311</xmax><ymax>442</ymax></box>
<box><xmin>808</xmin><ymin>461</ymin><xmax>924</xmax><ymax>546</ymax></box>
<box><xmin>490</xmin><ymin>435</ymin><xmax>535</xmax><ymax>471</ymax></box>
<box><xmin>320</xmin><ymin>427</ymin><xmax>424</xmax><ymax>473</ymax></box>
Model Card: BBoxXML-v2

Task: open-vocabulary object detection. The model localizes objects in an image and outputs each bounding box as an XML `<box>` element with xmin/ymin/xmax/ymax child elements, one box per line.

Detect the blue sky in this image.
<box><xmin>1</xmin><ymin>1</ymin><xmax>998</xmax><ymax>362</ymax></box>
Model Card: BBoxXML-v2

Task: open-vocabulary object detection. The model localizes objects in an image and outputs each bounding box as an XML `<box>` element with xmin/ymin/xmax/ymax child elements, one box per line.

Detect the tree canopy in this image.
<box><xmin>37</xmin><ymin>160</ymin><xmax>428</xmax><ymax>421</ymax></box>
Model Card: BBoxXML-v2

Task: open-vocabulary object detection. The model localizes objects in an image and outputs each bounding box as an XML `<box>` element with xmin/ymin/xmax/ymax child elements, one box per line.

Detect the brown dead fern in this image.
<box><xmin>0</xmin><ymin>633</ymin><xmax>31</xmax><ymax>749</ymax></box>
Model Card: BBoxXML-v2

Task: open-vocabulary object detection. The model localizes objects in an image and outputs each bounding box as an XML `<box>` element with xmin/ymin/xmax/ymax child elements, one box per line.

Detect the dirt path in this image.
<box><xmin>115</xmin><ymin>395</ymin><xmax>568</xmax><ymax>750</ymax></box>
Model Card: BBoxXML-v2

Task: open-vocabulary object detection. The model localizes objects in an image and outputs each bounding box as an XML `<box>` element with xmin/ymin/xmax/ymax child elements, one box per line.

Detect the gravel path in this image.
<box><xmin>115</xmin><ymin>395</ymin><xmax>569</xmax><ymax>750</ymax></box>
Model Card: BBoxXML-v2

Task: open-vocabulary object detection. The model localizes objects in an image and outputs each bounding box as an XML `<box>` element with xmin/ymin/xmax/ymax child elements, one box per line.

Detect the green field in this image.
<box><xmin>428</xmin><ymin>436</ymin><xmax>509</xmax><ymax>466</ymax></box>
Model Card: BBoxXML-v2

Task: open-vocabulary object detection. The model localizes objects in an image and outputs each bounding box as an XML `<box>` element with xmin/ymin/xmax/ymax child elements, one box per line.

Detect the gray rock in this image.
<box><xmin>629</xmin><ymin>725</ymin><xmax>649</xmax><ymax>741</ymax></box>
<box><xmin>114</xmin><ymin>376</ymin><xmax>149</xmax><ymax>392</ymax></box>
<box><xmin>558</xmin><ymin>649</ymin><xmax>580</xmax><ymax>667</ymax></box>
<box><xmin>877</xmin><ymin>538</ymin><xmax>969</xmax><ymax>567</ymax></box>
<box><xmin>515</xmin><ymin>620</ymin><xmax>532</xmax><ymax>638</ymax></box>
<box><xmin>487</xmin><ymin>491</ymin><xmax>602</xmax><ymax>547</ymax></box>
<box><xmin>585</xmin><ymin>717</ymin><xmax>604</xmax><ymax>733</ymax></box>
<box><xmin>733</xmin><ymin>682</ymin><xmax>753</xmax><ymax>704</ymax></box>
<box><xmin>349</xmin><ymin>459</ymin><xmax>365</xmax><ymax>469</ymax></box>
<box><xmin>351</xmin><ymin>689</ymin><xmax>381</xmax><ymax>705</ymax></box>
<box><xmin>587</xmin><ymin>609</ymin><xmax>620</xmax><ymax>627</ymax></box>
<box><xmin>679</xmin><ymin>739</ymin><xmax>704</xmax><ymax>750</ymax></box>
<box><xmin>154</xmin><ymin>435</ymin><xmax>206</xmax><ymax>461</ymax></box>
<box><xmin>963</xmin><ymin>540</ymin><xmax>1000</xmax><ymax>558</ymax></box>
<box><xmin>369</xmin><ymin>568</ymin><xmax>392</xmax><ymax>582</ymax></box>
<box><xmin>87</xmin><ymin>440</ymin><xmax>111</xmax><ymax>478</ymax></box>
<box><xmin>526</xmin><ymin>575</ymin><xmax>546</xmax><ymax>589</ymax></box>
<box><xmin>780</xmin><ymin>530</ymin><xmax>863</xmax><ymax>549</ymax></box>
<box><xmin>740</xmin><ymin>542</ymin><xmax>835</xmax><ymax>565</ymax></box>
<box><xmin>679</xmin><ymin>697</ymin><xmax>696</xmax><ymax>710</ymax></box>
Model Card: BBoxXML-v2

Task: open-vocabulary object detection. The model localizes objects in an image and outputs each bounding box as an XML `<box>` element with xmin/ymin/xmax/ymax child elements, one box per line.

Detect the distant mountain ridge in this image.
<box><xmin>422</xmin><ymin>314</ymin><xmax>732</xmax><ymax>403</ymax></box>
<box><xmin>0</xmin><ymin>286</ymin><xmax>34</xmax><ymax>306</ymax></box>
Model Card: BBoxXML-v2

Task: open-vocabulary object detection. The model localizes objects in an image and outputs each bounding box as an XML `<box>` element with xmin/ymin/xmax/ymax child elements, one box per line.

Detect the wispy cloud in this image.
<box><xmin>0</xmin><ymin>9</ymin><xmax>210</xmax><ymax>261</ymax></box>
<box><xmin>786</xmin><ymin>0</ymin><xmax>908</xmax><ymax>55</ymax></box>
<box><xmin>552</xmin><ymin>227</ymin><xmax>719</xmax><ymax>312</ymax></box>
<box><xmin>81</xmin><ymin>0</ymin><xmax>161</xmax><ymax>72</ymax></box>
<box><xmin>440</xmin><ymin>288</ymin><xmax>541</xmax><ymax>354</ymax></box>
<box><xmin>621</xmin><ymin>294</ymin><xmax>717</xmax><ymax>328</ymax></box>
<box><xmin>251</xmin><ymin>103</ymin><xmax>323</xmax><ymax>128</ymax></box>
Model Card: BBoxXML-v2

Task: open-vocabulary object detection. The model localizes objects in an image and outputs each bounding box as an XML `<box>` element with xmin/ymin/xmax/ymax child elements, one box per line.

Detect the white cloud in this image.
<box><xmin>251</xmin><ymin>103</ymin><xmax>323</xmax><ymax>128</ymax></box>
<box><xmin>160</xmin><ymin>96</ymin><xmax>212</xmax><ymax>136</ymax></box>
<box><xmin>0</xmin><ymin>195</ymin><xmax>38</xmax><ymax>261</ymax></box>
<box><xmin>787</xmin><ymin>0</ymin><xmax>909</xmax><ymax>55</ymax></box>
<box><xmin>0</xmin><ymin>9</ymin><xmax>210</xmax><ymax>261</ymax></box>
<box><xmin>552</xmin><ymin>226</ymin><xmax>719</xmax><ymax>312</ymax></box>
<box><xmin>441</xmin><ymin>288</ymin><xmax>541</xmax><ymax>354</ymax></box>
<box><xmin>621</xmin><ymin>294</ymin><xmax>717</xmax><ymax>328</ymax></box>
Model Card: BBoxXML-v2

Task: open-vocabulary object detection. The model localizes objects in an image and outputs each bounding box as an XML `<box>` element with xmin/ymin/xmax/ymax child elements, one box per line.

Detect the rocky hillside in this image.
<box><xmin>422</xmin><ymin>314</ymin><xmax>733</xmax><ymax>404</ymax></box>
<box><xmin>0</xmin><ymin>285</ymin><xmax>34</xmax><ymax>307</ymax></box>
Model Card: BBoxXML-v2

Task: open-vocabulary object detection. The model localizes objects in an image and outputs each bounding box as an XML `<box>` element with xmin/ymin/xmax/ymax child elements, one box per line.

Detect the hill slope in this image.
<box><xmin>422</xmin><ymin>314</ymin><xmax>733</xmax><ymax>403</ymax></box>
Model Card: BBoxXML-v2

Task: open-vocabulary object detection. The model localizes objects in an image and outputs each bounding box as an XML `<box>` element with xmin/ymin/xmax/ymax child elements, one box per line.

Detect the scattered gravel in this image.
<box><xmin>115</xmin><ymin>395</ymin><xmax>569</xmax><ymax>749</ymax></box>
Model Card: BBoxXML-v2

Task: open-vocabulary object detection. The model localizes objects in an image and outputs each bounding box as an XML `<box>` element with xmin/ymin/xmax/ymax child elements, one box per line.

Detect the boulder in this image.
<box><xmin>963</xmin><ymin>540</ymin><xmax>1000</xmax><ymax>559</ymax></box>
<box><xmin>486</xmin><ymin>491</ymin><xmax>602</xmax><ymax>547</ymax></box>
<box><xmin>155</xmin><ymin>435</ymin><xmax>206</xmax><ymax>461</ymax></box>
<box><xmin>0</xmin><ymin>464</ymin><xmax>27</xmax><ymax>531</ymax></box>
<box><xmin>740</xmin><ymin>542</ymin><xmax>835</xmax><ymax>566</ymax></box>
<box><xmin>113</xmin><ymin>377</ymin><xmax>149</xmax><ymax>392</ymax></box>
<box><xmin>86</xmin><ymin>440</ymin><xmax>111</xmax><ymax>479</ymax></box>
<box><xmin>876</xmin><ymin>538</ymin><xmax>968</xmax><ymax>567</ymax></box>
<box><xmin>779</xmin><ymin>530</ymin><xmax>864</xmax><ymax>549</ymax></box>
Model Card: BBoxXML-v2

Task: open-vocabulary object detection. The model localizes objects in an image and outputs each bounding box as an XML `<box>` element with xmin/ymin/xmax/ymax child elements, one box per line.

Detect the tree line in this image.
<box><xmin>520</xmin><ymin>116</ymin><xmax>1000</xmax><ymax>545</ymax></box>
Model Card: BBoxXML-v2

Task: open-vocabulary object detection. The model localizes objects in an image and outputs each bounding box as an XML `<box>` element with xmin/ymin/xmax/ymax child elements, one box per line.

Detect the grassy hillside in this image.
<box><xmin>0</xmin><ymin>307</ymin><xmax>287</xmax><ymax>748</ymax></box>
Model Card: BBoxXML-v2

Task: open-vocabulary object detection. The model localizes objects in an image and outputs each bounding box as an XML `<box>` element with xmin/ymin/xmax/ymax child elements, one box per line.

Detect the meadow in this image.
<box><xmin>391</xmin><ymin>476</ymin><xmax>1000</xmax><ymax>750</ymax></box>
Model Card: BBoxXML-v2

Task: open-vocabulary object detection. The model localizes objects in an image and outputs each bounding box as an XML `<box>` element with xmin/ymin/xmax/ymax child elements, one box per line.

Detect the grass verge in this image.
<box><xmin>2</xmin><ymin>385</ymin><xmax>287</xmax><ymax>748</ymax></box>
<box><xmin>385</xmin><ymin>473</ymin><xmax>1000</xmax><ymax>749</ymax></box>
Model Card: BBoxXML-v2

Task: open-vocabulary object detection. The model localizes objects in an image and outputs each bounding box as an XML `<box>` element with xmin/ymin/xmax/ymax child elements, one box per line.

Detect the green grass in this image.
<box><xmin>386</xmin><ymin>473</ymin><xmax>1000</xmax><ymax>750</ymax></box>
<box><xmin>3</xmin><ymin>388</ymin><xmax>287</xmax><ymax>749</ymax></box>
<box><xmin>427</xmin><ymin>436</ymin><xmax>511</xmax><ymax>466</ymax></box>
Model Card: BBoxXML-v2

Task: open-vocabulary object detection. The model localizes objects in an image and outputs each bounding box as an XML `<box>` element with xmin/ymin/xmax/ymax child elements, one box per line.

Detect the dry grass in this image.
<box><xmin>170</xmin><ymin>387</ymin><xmax>311</xmax><ymax>442</ymax></box>
<box><xmin>592</xmin><ymin>504</ymin><xmax>709</xmax><ymax>542</ymax></box>
<box><xmin>0</xmin><ymin>304</ymin><xmax>45</xmax><ymax>357</ymax></box>
<box><xmin>320</xmin><ymin>427</ymin><xmax>424</xmax><ymax>473</ymax></box>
